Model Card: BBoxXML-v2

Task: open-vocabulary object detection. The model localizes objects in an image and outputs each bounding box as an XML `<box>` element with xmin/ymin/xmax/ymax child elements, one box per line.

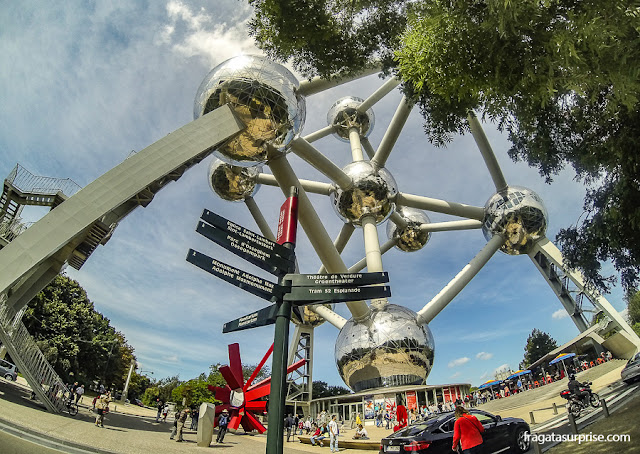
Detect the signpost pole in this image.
<box><xmin>266</xmin><ymin>187</ymin><xmax>298</xmax><ymax>454</ymax></box>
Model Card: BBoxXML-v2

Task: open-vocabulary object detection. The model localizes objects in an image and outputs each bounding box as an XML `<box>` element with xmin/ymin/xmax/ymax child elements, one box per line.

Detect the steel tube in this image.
<box><xmin>419</xmin><ymin>220</ymin><xmax>483</xmax><ymax>232</ymax></box>
<box><xmin>304</xmin><ymin>125</ymin><xmax>336</xmax><ymax>143</ymax></box>
<box><xmin>298</xmin><ymin>66</ymin><xmax>382</xmax><ymax>96</ymax></box>
<box><xmin>349</xmin><ymin>128</ymin><xmax>364</xmax><ymax>162</ymax></box>
<box><xmin>397</xmin><ymin>192</ymin><xmax>485</xmax><ymax>220</ymax></box>
<box><xmin>357</xmin><ymin>77</ymin><xmax>401</xmax><ymax>113</ymax></box>
<box><xmin>361</xmin><ymin>138</ymin><xmax>376</xmax><ymax>160</ymax></box>
<box><xmin>290</xmin><ymin>138</ymin><xmax>352</xmax><ymax>190</ymax></box>
<box><xmin>318</xmin><ymin>223</ymin><xmax>356</xmax><ymax>274</ymax></box>
<box><xmin>349</xmin><ymin>239</ymin><xmax>397</xmax><ymax>273</ymax></box>
<box><xmin>371</xmin><ymin>96</ymin><xmax>413</xmax><ymax>168</ymax></box>
<box><xmin>268</xmin><ymin>154</ymin><xmax>370</xmax><ymax>321</ymax></box>
<box><xmin>256</xmin><ymin>173</ymin><xmax>332</xmax><ymax>195</ymax></box>
<box><xmin>416</xmin><ymin>234</ymin><xmax>504</xmax><ymax>324</ymax></box>
<box><xmin>467</xmin><ymin>112</ymin><xmax>508</xmax><ymax>192</ymax></box>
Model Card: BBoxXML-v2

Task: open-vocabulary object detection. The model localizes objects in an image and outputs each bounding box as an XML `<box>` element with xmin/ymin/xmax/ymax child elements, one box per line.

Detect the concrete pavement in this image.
<box><xmin>0</xmin><ymin>360</ymin><xmax>627</xmax><ymax>453</ymax></box>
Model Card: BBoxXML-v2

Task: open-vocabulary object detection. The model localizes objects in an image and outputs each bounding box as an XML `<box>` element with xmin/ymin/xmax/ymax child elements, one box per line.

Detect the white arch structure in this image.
<box><xmin>0</xmin><ymin>67</ymin><xmax>638</xmax><ymax>408</ymax></box>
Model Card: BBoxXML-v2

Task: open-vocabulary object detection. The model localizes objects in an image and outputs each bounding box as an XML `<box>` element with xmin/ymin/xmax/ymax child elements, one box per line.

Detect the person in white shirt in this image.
<box><xmin>75</xmin><ymin>384</ymin><xmax>84</xmax><ymax>403</ymax></box>
<box><xmin>328</xmin><ymin>414</ymin><xmax>339</xmax><ymax>452</ymax></box>
<box><xmin>352</xmin><ymin>424</ymin><xmax>368</xmax><ymax>439</ymax></box>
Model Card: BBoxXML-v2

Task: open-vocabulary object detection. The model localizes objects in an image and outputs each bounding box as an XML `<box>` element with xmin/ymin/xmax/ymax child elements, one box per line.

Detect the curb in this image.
<box><xmin>0</xmin><ymin>415</ymin><xmax>116</xmax><ymax>454</ymax></box>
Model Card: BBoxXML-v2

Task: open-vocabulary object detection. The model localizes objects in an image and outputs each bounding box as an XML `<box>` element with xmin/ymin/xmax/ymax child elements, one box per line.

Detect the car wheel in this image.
<box><xmin>513</xmin><ymin>427</ymin><xmax>530</xmax><ymax>453</ymax></box>
<box><xmin>589</xmin><ymin>393</ymin><xmax>601</xmax><ymax>408</ymax></box>
<box><xmin>4</xmin><ymin>374</ymin><xmax>13</xmax><ymax>381</ymax></box>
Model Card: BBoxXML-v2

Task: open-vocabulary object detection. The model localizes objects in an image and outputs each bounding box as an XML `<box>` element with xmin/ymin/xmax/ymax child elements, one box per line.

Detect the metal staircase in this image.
<box><xmin>287</xmin><ymin>326</ymin><xmax>313</xmax><ymax>405</ymax></box>
<box><xmin>0</xmin><ymin>301</ymin><xmax>69</xmax><ymax>412</ymax></box>
<box><xmin>0</xmin><ymin>164</ymin><xmax>80</xmax><ymax>412</ymax></box>
<box><xmin>0</xmin><ymin>164</ymin><xmax>80</xmax><ymax>248</ymax></box>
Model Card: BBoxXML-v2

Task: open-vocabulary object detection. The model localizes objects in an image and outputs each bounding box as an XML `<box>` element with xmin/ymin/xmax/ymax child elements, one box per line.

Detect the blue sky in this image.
<box><xmin>0</xmin><ymin>1</ymin><xmax>627</xmax><ymax>389</ymax></box>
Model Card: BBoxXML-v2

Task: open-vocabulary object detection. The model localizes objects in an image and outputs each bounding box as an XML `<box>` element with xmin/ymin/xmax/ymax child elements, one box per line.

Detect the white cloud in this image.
<box><xmin>476</xmin><ymin>352</ymin><xmax>493</xmax><ymax>361</ymax></box>
<box><xmin>448</xmin><ymin>357</ymin><xmax>470</xmax><ymax>368</ymax></box>
<box><xmin>450</xmin><ymin>372</ymin><xmax>461</xmax><ymax>378</ymax></box>
<box><xmin>493</xmin><ymin>364</ymin><xmax>510</xmax><ymax>375</ymax></box>
<box><xmin>552</xmin><ymin>309</ymin><xmax>569</xmax><ymax>320</ymax></box>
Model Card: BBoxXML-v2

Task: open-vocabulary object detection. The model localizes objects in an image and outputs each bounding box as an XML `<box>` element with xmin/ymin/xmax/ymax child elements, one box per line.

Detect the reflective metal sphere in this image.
<box><xmin>291</xmin><ymin>304</ymin><xmax>331</xmax><ymax>328</ymax></box>
<box><xmin>327</xmin><ymin>96</ymin><xmax>375</xmax><ymax>142</ymax></box>
<box><xmin>386</xmin><ymin>207</ymin><xmax>431</xmax><ymax>252</ymax></box>
<box><xmin>330</xmin><ymin>161</ymin><xmax>398</xmax><ymax>226</ymax></box>
<box><xmin>208</xmin><ymin>158</ymin><xmax>261</xmax><ymax>202</ymax></box>
<box><xmin>194</xmin><ymin>55</ymin><xmax>306</xmax><ymax>166</ymax></box>
<box><xmin>335</xmin><ymin>304</ymin><xmax>435</xmax><ymax>392</ymax></box>
<box><xmin>482</xmin><ymin>186</ymin><xmax>548</xmax><ymax>255</ymax></box>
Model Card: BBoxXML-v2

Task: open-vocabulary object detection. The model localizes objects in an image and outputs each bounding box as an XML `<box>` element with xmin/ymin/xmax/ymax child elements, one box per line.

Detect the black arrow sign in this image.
<box><xmin>283</xmin><ymin>285</ymin><xmax>391</xmax><ymax>305</ymax></box>
<box><xmin>283</xmin><ymin>272</ymin><xmax>389</xmax><ymax>287</ymax></box>
<box><xmin>222</xmin><ymin>304</ymin><xmax>279</xmax><ymax>333</ymax></box>
<box><xmin>196</xmin><ymin>221</ymin><xmax>293</xmax><ymax>276</ymax></box>
<box><xmin>201</xmin><ymin>210</ymin><xmax>294</xmax><ymax>260</ymax></box>
<box><xmin>186</xmin><ymin>249</ymin><xmax>283</xmax><ymax>302</ymax></box>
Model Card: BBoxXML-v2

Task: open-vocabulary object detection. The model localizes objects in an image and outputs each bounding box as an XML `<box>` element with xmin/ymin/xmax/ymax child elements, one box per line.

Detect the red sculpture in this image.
<box><xmin>208</xmin><ymin>343</ymin><xmax>304</xmax><ymax>434</ymax></box>
<box><xmin>394</xmin><ymin>405</ymin><xmax>408</xmax><ymax>432</ymax></box>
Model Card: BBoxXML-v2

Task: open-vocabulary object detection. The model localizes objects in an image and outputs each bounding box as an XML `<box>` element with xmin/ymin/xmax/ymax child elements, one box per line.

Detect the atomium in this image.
<box><xmin>386</xmin><ymin>207</ymin><xmax>431</xmax><ymax>252</ymax></box>
<box><xmin>335</xmin><ymin>305</ymin><xmax>435</xmax><ymax>392</ymax></box>
<box><xmin>482</xmin><ymin>186</ymin><xmax>548</xmax><ymax>255</ymax></box>
<box><xmin>194</xmin><ymin>55</ymin><xmax>306</xmax><ymax>166</ymax></box>
<box><xmin>208</xmin><ymin>158</ymin><xmax>261</xmax><ymax>202</ymax></box>
<box><xmin>330</xmin><ymin>161</ymin><xmax>398</xmax><ymax>226</ymax></box>
<box><xmin>197</xmin><ymin>56</ymin><xmax>615</xmax><ymax>393</ymax></box>
<box><xmin>327</xmin><ymin>96</ymin><xmax>375</xmax><ymax>142</ymax></box>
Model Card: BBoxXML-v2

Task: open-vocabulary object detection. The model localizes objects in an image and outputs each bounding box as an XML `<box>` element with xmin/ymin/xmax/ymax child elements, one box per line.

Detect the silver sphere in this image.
<box><xmin>194</xmin><ymin>55</ymin><xmax>306</xmax><ymax>166</ymax></box>
<box><xmin>291</xmin><ymin>304</ymin><xmax>331</xmax><ymax>328</ymax></box>
<box><xmin>335</xmin><ymin>304</ymin><xmax>435</xmax><ymax>392</ymax></box>
<box><xmin>208</xmin><ymin>158</ymin><xmax>261</xmax><ymax>202</ymax></box>
<box><xmin>387</xmin><ymin>207</ymin><xmax>431</xmax><ymax>252</ymax></box>
<box><xmin>330</xmin><ymin>161</ymin><xmax>398</xmax><ymax>226</ymax></box>
<box><xmin>327</xmin><ymin>96</ymin><xmax>375</xmax><ymax>142</ymax></box>
<box><xmin>482</xmin><ymin>186</ymin><xmax>548</xmax><ymax>255</ymax></box>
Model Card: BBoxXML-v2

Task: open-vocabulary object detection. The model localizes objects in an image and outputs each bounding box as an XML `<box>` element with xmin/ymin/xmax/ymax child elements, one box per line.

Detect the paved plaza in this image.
<box><xmin>0</xmin><ymin>360</ymin><xmax>628</xmax><ymax>453</ymax></box>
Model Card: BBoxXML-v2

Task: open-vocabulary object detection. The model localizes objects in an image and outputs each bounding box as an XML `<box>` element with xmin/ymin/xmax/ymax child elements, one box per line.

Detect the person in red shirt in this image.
<box><xmin>452</xmin><ymin>406</ymin><xmax>484</xmax><ymax>453</ymax></box>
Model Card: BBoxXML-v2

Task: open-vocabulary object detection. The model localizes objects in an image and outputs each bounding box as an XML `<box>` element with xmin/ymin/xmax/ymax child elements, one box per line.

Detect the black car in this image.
<box><xmin>621</xmin><ymin>352</ymin><xmax>640</xmax><ymax>384</ymax></box>
<box><xmin>380</xmin><ymin>409</ymin><xmax>530</xmax><ymax>453</ymax></box>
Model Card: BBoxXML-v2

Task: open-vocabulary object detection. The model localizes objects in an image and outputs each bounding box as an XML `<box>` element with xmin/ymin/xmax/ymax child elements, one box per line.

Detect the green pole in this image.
<box><xmin>266</xmin><ymin>186</ymin><xmax>298</xmax><ymax>454</ymax></box>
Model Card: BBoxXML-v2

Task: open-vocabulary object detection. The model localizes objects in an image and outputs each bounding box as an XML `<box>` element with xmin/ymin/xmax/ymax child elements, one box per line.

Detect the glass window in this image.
<box><xmin>471</xmin><ymin>412</ymin><xmax>495</xmax><ymax>424</ymax></box>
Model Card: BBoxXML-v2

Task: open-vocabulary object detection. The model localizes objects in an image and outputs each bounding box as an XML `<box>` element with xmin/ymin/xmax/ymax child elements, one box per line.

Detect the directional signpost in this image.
<box><xmin>185</xmin><ymin>188</ymin><xmax>392</xmax><ymax>454</ymax></box>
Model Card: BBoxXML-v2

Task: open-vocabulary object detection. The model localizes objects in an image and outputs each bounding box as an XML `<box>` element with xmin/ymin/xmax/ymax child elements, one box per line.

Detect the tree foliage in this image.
<box><xmin>522</xmin><ymin>329</ymin><xmax>558</xmax><ymax>367</ymax></box>
<box><xmin>626</xmin><ymin>290</ymin><xmax>640</xmax><ymax>337</ymax></box>
<box><xmin>248</xmin><ymin>0</ymin><xmax>640</xmax><ymax>292</ymax></box>
<box><xmin>312</xmin><ymin>380</ymin><xmax>351</xmax><ymax>398</ymax></box>
<box><xmin>23</xmin><ymin>274</ymin><xmax>135</xmax><ymax>389</ymax></box>
<box><xmin>248</xmin><ymin>0</ymin><xmax>410</xmax><ymax>77</ymax></box>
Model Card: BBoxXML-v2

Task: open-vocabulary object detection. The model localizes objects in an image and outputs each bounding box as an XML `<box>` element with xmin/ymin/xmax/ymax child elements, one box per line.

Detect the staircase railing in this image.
<box><xmin>5</xmin><ymin>163</ymin><xmax>81</xmax><ymax>197</ymax></box>
<box><xmin>0</xmin><ymin>302</ymin><xmax>69</xmax><ymax>413</ymax></box>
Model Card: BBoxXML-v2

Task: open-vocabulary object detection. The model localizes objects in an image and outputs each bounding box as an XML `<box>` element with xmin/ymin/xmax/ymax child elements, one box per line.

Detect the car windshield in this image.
<box><xmin>630</xmin><ymin>353</ymin><xmax>640</xmax><ymax>363</ymax></box>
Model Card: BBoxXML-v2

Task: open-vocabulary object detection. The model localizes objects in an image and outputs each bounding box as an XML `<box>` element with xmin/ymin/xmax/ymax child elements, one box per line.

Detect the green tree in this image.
<box><xmin>522</xmin><ymin>329</ymin><xmax>558</xmax><ymax>367</ymax></box>
<box><xmin>312</xmin><ymin>380</ymin><xmax>351</xmax><ymax>398</ymax></box>
<box><xmin>626</xmin><ymin>290</ymin><xmax>640</xmax><ymax>337</ymax></box>
<box><xmin>23</xmin><ymin>274</ymin><xmax>135</xmax><ymax>388</ymax></box>
<box><xmin>248</xmin><ymin>0</ymin><xmax>640</xmax><ymax>292</ymax></box>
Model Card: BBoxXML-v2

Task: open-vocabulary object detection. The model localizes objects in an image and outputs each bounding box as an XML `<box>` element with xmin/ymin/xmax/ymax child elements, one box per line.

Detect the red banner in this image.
<box><xmin>276</xmin><ymin>195</ymin><xmax>298</xmax><ymax>245</ymax></box>
<box><xmin>406</xmin><ymin>391</ymin><xmax>417</xmax><ymax>410</ymax></box>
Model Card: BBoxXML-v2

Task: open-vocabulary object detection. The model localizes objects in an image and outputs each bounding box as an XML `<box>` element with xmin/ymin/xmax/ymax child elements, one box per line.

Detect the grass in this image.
<box><xmin>547</xmin><ymin>392</ymin><xmax>640</xmax><ymax>454</ymax></box>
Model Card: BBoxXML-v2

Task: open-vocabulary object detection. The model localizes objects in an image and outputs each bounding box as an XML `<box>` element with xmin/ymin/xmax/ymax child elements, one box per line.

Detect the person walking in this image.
<box><xmin>155</xmin><ymin>399</ymin><xmax>164</xmax><ymax>422</ymax></box>
<box><xmin>285</xmin><ymin>413</ymin><xmax>294</xmax><ymax>442</ymax></box>
<box><xmin>452</xmin><ymin>406</ymin><xmax>484</xmax><ymax>454</ymax></box>
<box><xmin>216</xmin><ymin>409</ymin><xmax>230</xmax><ymax>443</ymax></box>
<box><xmin>328</xmin><ymin>414</ymin><xmax>339</xmax><ymax>453</ymax></box>
<box><xmin>170</xmin><ymin>408</ymin><xmax>190</xmax><ymax>442</ymax></box>
<box><xmin>74</xmin><ymin>384</ymin><xmax>84</xmax><ymax>404</ymax></box>
<box><xmin>94</xmin><ymin>392</ymin><xmax>111</xmax><ymax>428</ymax></box>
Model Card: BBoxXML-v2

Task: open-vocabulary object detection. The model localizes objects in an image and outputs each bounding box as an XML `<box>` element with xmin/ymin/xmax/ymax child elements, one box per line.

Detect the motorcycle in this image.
<box><xmin>560</xmin><ymin>382</ymin><xmax>600</xmax><ymax>417</ymax></box>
